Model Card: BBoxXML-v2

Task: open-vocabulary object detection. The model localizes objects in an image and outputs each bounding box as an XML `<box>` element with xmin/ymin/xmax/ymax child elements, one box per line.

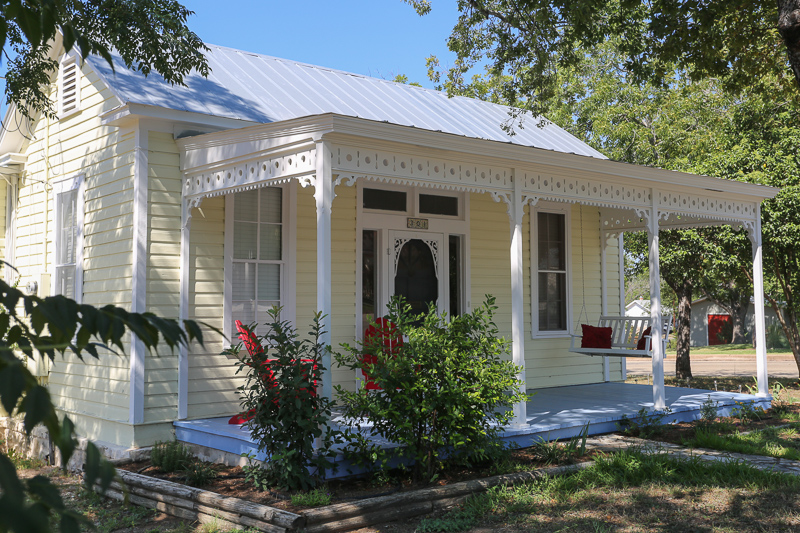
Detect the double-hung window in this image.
<box><xmin>532</xmin><ymin>204</ymin><xmax>571</xmax><ymax>336</ymax></box>
<box><xmin>53</xmin><ymin>174</ymin><xmax>84</xmax><ymax>301</ymax></box>
<box><xmin>230</xmin><ymin>187</ymin><xmax>284</xmax><ymax>335</ymax></box>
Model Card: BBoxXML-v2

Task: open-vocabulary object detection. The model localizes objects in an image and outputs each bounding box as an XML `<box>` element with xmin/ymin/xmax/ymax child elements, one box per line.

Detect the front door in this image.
<box><xmin>389</xmin><ymin>231</ymin><xmax>445</xmax><ymax>317</ymax></box>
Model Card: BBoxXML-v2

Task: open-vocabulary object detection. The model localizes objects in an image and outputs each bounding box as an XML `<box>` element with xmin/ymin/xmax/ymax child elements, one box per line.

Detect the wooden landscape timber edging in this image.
<box><xmin>99</xmin><ymin>463</ymin><xmax>593</xmax><ymax>532</ymax></box>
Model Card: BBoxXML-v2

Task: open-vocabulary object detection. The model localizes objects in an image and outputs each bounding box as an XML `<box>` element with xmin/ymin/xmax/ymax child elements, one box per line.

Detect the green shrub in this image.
<box><xmin>183</xmin><ymin>461</ymin><xmax>218</xmax><ymax>487</ymax></box>
<box><xmin>731</xmin><ymin>400</ymin><xmax>765</xmax><ymax>422</ymax></box>
<box><xmin>335</xmin><ymin>296</ymin><xmax>527</xmax><ymax>482</ymax></box>
<box><xmin>150</xmin><ymin>440</ymin><xmax>193</xmax><ymax>473</ymax></box>
<box><xmin>290</xmin><ymin>487</ymin><xmax>332</xmax><ymax>507</ymax></box>
<box><xmin>699</xmin><ymin>395</ymin><xmax>719</xmax><ymax>424</ymax></box>
<box><xmin>532</xmin><ymin>424</ymin><xmax>589</xmax><ymax>465</ymax></box>
<box><xmin>230</xmin><ymin>310</ymin><xmax>340</xmax><ymax>491</ymax></box>
<box><xmin>241</xmin><ymin>453</ymin><xmax>270</xmax><ymax>491</ymax></box>
<box><xmin>618</xmin><ymin>407</ymin><xmax>672</xmax><ymax>438</ymax></box>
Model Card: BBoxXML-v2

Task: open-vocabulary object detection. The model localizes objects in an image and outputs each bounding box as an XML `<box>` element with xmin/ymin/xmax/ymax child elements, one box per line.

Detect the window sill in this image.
<box><xmin>531</xmin><ymin>331</ymin><xmax>571</xmax><ymax>340</ymax></box>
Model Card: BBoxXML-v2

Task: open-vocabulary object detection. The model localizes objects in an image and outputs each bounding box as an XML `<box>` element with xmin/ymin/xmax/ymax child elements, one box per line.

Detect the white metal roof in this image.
<box><xmin>89</xmin><ymin>44</ymin><xmax>606</xmax><ymax>159</ymax></box>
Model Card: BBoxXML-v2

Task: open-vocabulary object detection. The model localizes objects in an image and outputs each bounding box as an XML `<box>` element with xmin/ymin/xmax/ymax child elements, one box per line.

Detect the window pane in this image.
<box><xmin>259</xmin><ymin>224</ymin><xmax>281</xmax><ymax>260</ymax></box>
<box><xmin>234</xmin><ymin>193</ymin><xmax>257</xmax><ymax>222</ymax></box>
<box><xmin>233</xmin><ymin>221</ymin><xmax>258</xmax><ymax>259</ymax></box>
<box><xmin>362</xmin><ymin>230</ymin><xmax>377</xmax><ymax>334</ymax></box>
<box><xmin>538</xmin><ymin>272</ymin><xmax>566</xmax><ymax>331</ymax></box>
<box><xmin>363</xmin><ymin>188</ymin><xmax>407</xmax><ymax>211</ymax></box>
<box><xmin>56</xmin><ymin>266</ymin><xmax>75</xmax><ymax>300</ymax></box>
<box><xmin>231</xmin><ymin>300</ymin><xmax>255</xmax><ymax>334</ymax></box>
<box><xmin>257</xmin><ymin>302</ymin><xmax>280</xmax><ymax>331</ymax></box>
<box><xmin>257</xmin><ymin>263</ymin><xmax>280</xmax><ymax>301</ymax></box>
<box><xmin>260</xmin><ymin>188</ymin><xmax>282</xmax><ymax>224</ymax></box>
<box><xmin>419</xmin><ymin>194</ymin><xmax>458</xmax><ymax>216</ymax></box>
<box><xmin>58</xmin><ymin>190</ymin><xmax>77</xmax><ymax>265</ymax></box>
<box><xmin>449</xmin><ymin>235</ymin><xmax>461</xmax><ymax>317</ymax></box>
<box><xmin>232</xmin><ymin>262</ymin><xmax>256</xmax><ymax>300</ymax></box>
<box><xmin>538</xmin><ymin>212</ymin><xmax>565</xmax><ymax>271</ymax></box>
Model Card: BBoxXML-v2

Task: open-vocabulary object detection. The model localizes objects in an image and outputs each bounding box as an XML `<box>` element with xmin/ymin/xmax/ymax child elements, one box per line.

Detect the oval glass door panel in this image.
<box><xmin>394</xmin><ymin>239</ymin><xmax>438</xmax><ymax>317</ymax></box>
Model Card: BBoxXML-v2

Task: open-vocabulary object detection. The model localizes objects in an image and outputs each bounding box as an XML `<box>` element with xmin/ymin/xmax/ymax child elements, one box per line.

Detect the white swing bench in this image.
<box><xmin>569</xmin><ymin>315</ymin><xmax>673</xmax><ymax>358</ymax></box>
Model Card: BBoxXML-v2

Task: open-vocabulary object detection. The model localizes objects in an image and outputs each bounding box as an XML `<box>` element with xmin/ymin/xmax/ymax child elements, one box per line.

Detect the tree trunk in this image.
<box><xmin>772</xmin><ymin>302</ymin><xmax>800</xmax><ymax>371</ymax></box>
<box><xmin>675</xmin><ymin>280</ymin><xmax>692</xmax><ymax>379</ymax></box>
<box><xmin>777</xmin><ymin>0</ymin><xmax>800</xmax><ymax>88</ymax></box>
<box><xmin>730</xmin><ymin>295</ymin><xmax>750</xmax><ymax>344</ymax></box>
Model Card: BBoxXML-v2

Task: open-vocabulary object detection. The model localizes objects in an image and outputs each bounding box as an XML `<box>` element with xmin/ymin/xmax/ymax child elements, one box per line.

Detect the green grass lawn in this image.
<box><xmin>685</xmin><ymin>424</ymin><xmax>800</xmax><ymax>461</ymax></box>
<box><xmin>415</xmin><ymin>451</ymin><xmax>800</xmax><ymax>532</ymax></box>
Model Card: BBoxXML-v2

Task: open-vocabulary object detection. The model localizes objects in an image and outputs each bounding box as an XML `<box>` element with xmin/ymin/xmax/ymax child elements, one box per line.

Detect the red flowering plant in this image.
<box><xmin>226</xmin><ymin>308</ymin><xmax>341</xmax><ymax>491</ymax></box>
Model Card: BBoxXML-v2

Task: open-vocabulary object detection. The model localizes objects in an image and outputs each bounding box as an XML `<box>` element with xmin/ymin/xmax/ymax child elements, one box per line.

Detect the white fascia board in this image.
<box><xmin>174</xmin><ymin>112</ymin><xmax>778</xmax><ymax>202</ymax></box>
<box><xmin>0</xmin><ymin>105</ymin><xmax>27</xmax><ymax>155</ymax></box>
<box><xmin>324</xmin><ymin>115</ymin><xmax>779</xmax><ymax>201</ymax></box>
<box><xmin>0</xmin><ymin>153</ymin><xmax>28</xmax><ymax>167</ymax></box>
<box><xmin>177</xmin><ymin>116</ymin><xmax>334</xmax><ymax>172</ymax></box>
<box><xmin>100</xmin><ymin>103</ymin><xmax>260</xmax><ymax>131</ymax></box>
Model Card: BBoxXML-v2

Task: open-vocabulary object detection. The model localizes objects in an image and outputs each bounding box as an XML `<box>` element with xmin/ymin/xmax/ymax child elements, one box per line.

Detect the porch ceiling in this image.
<box><xmin>177</xmin><ymin>114</ymin><xmax>778</xmax><ymax>229</ymax></box>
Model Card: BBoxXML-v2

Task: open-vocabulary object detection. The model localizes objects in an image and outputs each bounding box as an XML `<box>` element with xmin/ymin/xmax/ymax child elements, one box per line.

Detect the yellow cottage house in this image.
<box><xmin>0</xmin><ymin>43</ymin><xmax>778</xmax><ymax>461</ymax></box>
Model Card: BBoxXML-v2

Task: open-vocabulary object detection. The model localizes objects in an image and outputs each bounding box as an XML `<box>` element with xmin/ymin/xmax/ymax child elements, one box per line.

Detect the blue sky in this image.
<box><xmin>184</xmin><ymin>0</ymin><xmax>460</xmax><ymax>88</ymax></box>
<box><xmin>0</xmin><ymin>1</ymin><xmax>462</xmax><ymax>119</ymax></box>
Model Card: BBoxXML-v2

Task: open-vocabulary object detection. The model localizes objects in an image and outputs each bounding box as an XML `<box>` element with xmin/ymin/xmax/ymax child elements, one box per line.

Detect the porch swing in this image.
<box><xmin>567</xmin><ymin>208</ymin><xmax>672</xmax><ymax>358</ymax></box>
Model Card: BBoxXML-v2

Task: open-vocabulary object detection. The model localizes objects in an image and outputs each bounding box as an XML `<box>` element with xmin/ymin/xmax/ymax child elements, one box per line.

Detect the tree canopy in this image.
<box><xmin>406</xmin><ymin>0</ymin><xmax>799</xmax><ymax>123</ymax></box>
<box><xmin>1</xmin><ymin>0</ymin><xmax>209</xmax><ymax>120</ymax></box>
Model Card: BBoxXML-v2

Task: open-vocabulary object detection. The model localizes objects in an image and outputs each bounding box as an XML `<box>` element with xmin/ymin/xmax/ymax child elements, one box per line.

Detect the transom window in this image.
<box><xmin>362</xmin><ymin>187</ymin><xmax>462</xmax><ymax>219</ymax></box>
<box><xmin>231</xmin><ymin>187</ymin><xmax>283</xmax><ymax>334</ymax></box>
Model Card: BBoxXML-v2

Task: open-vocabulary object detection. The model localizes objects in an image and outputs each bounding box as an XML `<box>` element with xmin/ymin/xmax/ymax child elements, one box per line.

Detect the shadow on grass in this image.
<box><xmin>416</xmin><ymin>450</ymin><xmax>800</xmax><ymax>532</ymax></box>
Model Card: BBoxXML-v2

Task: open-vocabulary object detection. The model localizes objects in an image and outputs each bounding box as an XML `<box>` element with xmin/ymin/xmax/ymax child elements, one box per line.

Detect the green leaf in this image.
<box><xmin>0</xmin><ymin>363</ymin><xmax>26</xmax><ymax>414</ymax></box>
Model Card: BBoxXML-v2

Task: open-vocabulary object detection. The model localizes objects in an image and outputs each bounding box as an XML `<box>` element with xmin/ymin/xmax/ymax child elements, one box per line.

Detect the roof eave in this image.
<box><xmin>100</xmin><ymin>103</ymin><xmax>262</xmax><ymax>131</ymax></box>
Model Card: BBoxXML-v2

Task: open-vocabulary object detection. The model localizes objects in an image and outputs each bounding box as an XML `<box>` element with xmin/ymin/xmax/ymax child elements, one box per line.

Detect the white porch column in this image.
<box><xmin>647</xmin><ymin>198</ymin><xmax>666</xmax><ymax>410</ymax></box>
<box><xmin>178</xmin><ymin>202</ymin><xmax>192</xmax><ymax>419</ymax></box>
<box><xmin>314</xmin><ymin>140</ymin><xmax>333</xmax><ymax>400</ymax></box>
<box><xmin>508</xmin><ymin>173</ymin><xmax>528</xmax><ymax>429</ymax></box>
<box><xmin>618</xmin><ymin>233</ymin><xmax>627</xmax><ymax>380</ymax></box>
<box><xmin>751</xmin><ymin>204</ymin><xmax>769</xmax><ymax>397</ymax></box>
<box><xmin>600</xmin><ymin>233</ymin><xmax>610</xmax><ymax>382</ymax></box>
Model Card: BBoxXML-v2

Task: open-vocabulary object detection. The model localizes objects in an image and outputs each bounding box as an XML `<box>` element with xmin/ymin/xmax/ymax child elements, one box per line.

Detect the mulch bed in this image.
<box><xmin>118</xmin><ymin>447</ymin><xmax>600</xmax><ymax>513</ymax></box>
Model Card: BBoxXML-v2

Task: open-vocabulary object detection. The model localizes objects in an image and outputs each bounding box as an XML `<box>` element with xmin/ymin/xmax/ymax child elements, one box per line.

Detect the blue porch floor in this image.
<box><xmin>174</xmin><ymin>382</ymin><xmax>770</xmax><ymax>477</ymax></box>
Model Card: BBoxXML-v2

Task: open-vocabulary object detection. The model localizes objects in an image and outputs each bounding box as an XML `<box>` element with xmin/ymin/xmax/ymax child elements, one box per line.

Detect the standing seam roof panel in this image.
<box><xmin>88</xmin><ymin>44</ymin><xmax>607</xmax><ymax>159</ymax></box>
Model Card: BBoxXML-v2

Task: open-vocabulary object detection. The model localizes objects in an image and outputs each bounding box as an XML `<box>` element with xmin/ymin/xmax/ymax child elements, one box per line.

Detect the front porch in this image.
<box><xmin>174</xmin><ymin>382</ymin><xmax>770</xmax><ymax>478</ymax></box>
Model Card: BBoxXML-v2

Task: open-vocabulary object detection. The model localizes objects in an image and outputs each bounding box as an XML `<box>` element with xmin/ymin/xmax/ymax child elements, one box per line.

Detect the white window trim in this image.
<box><xmin>51</xmin><ymin>173</ymin><xmax>85</xmax><ymax>302</ymax></box>
<box><xmin>57</xmin><ymin>53</ymin><xmax>82</xmax><ymax>119</ymax></box>
<box><xmin>530</xmin><ymin>201</ymin><xmax>572</xmax><ymax>339</ymax></box>
<box><xmin>223</xmin><ymin>182</ymin><xmax>295</xmax><ymax>344</ymax></box>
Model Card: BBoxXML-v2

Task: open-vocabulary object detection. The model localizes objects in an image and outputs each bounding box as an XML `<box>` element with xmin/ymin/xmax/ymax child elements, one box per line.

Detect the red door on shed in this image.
<box><xmin>708</xmin><ymin>314</ymin><xmax>732</xmax><ymax>345</ymax></box>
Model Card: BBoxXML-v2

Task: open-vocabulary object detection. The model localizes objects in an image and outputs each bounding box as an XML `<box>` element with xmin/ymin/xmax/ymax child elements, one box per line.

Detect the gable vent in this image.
<box><xmin>59</xmin><ymin>58</ymin><xmax>81</xmax><ymax>117</ymax></box>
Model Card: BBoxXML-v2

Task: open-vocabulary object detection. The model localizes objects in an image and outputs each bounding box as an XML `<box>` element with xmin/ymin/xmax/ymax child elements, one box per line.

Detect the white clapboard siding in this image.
<box><xmin>13</xmin><ymin>57</ymin><xmax>134</xmax><ymax>443</ymax></box>
<box><xmin>142</xmin><ymin>131</ymin><xmax>183</xmax><ymax>424</ymax></box>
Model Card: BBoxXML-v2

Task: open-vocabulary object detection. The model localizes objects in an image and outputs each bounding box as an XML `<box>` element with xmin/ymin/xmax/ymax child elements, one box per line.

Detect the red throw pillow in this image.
<box><xmin>636</xmin><ymin>327</ymin><xmax>652</xmax><ymax>351</ymax></box>
<box><xmin>581</xmin><ymin>324</ymin><xmax>612</xmax><ymax>349</ymax></box>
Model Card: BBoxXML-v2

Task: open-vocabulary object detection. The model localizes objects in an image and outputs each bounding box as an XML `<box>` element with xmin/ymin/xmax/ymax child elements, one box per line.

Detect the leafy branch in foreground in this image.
<box><xmin>1</xmin><ymin>0</ymin><xmax>210</xmax><ymax>121</ymax></box>
<box><xmin>0</xmin><ymin>278</ymin><xmax>205</xmax><ymax>533</ymax></box>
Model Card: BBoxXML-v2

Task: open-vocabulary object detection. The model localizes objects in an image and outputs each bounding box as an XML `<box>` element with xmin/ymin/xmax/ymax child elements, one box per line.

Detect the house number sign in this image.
<box><xmin>407</xmin><ymin>217</ymin><xmax>429</xmax><ymax>230</ymax></box>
